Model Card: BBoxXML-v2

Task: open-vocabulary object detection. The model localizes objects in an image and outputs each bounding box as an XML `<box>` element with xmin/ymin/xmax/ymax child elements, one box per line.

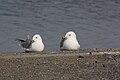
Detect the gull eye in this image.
<box><xmin>69</xmin><ymin>34</ymin><xmax>71</xmax><ymax>36</ymax></box>
<box><xmin>35</xmin><ymin>37</ymin><xmax>37</xmax><ymax>39</ymax></box>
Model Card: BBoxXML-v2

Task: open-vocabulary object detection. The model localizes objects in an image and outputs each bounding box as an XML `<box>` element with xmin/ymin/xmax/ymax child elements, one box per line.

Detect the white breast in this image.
<box><xmin>63</xmin><ymin>38</ymin><xmax>80</xmax><ymax>50</ymax></box>
<box><xmin>31</xmin><ymin>41</ymin><xmax>44</xmax><ymax>51</ymax></box>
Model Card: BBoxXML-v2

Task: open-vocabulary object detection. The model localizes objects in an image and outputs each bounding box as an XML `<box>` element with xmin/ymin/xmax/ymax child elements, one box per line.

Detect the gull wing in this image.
<box><xmin>15</xmin><ymin>35</ymin><xmax>32</xmax><ymax>49</ymax></box>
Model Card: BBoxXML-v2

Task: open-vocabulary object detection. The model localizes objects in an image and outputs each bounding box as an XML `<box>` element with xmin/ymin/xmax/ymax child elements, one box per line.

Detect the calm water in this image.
<box><xmin>0</xmin><ymin>0</ymin><xmax>120</xmax><ymax>52</ymax></box>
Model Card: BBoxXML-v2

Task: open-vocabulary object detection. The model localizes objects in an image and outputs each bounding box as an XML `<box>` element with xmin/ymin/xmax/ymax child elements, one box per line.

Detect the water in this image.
<box><xmin>0</xmin><ymin>0</ymin><xmax>120</xmax><ymax>52</ymax></box>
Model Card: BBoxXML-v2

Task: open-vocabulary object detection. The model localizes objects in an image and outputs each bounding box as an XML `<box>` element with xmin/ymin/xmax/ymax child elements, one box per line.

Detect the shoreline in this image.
<box><xmin>0</xmin><ymin>48</ymin><xmax>120</xmax><ymax>58</ymax></box>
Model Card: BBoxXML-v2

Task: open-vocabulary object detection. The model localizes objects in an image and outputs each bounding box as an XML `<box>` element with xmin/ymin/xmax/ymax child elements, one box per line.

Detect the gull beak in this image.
<box><xmin>62</xmin><ymin>36</ymin><xmax>68</xmax><ymax>40</ymax></box>
<box><xmin>31</xmin><ymin>40</ymin><xmax>35</xmax><ymax>43</ymax></box>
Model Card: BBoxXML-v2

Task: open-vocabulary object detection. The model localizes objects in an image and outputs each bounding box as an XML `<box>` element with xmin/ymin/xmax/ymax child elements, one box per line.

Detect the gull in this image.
<box><xmin>16</xmin><ymin>34</ymin><xmax>44</xmax><ymax>52</ymax></box>
<box><xmin>60</xmin><ymin>31</ymin><xmax>80</xmax><ymax>50</ymax></box>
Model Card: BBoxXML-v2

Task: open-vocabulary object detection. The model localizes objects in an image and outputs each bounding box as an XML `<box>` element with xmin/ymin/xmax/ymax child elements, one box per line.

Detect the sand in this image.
<box><xmin>0</xmin><ymin>48</ymin><xmax>120</xmax><ymax>80</ymax></box>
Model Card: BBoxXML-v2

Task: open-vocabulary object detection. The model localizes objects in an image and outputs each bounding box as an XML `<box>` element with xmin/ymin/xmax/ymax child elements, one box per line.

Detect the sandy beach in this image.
<box><xmin>0</xmin><ymin>48</ymin><xmax>120</xmax><ymax>80</ymax></box>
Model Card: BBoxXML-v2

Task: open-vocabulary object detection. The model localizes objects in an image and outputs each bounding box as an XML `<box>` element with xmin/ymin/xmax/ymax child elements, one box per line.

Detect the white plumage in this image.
<box><xmin>16</xmin><ymin>34</ymin><xmax>44</xmax><ymax>52</ymax></box>
<box><xmin>60</xmin><ymin>31</ymin><xmax>80</xmax><ymax>50</ymax></box>
<box><xmin>29</xmin><ymin>34</ymin><xmax>44</xmax><ymax>52</ymax></box>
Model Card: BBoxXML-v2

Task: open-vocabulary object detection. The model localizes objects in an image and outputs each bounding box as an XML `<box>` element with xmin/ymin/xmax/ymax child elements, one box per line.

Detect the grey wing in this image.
<box><xmin>16</xmin><ymin>35</ymin><xmax>32</xmax><ymax>49</ymax></box>
<box><xmin>22</xmin><ymin>35</ymin><xmax>32</xmax><ymax>48</ymax></box>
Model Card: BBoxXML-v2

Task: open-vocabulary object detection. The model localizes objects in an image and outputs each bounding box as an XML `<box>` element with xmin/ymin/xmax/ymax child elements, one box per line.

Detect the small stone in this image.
<box><xmin>89</xmin><ymin>52</ymin><xmax>92</xmax><ymax>55</ymax></box>
<box><xmin>95</xmin><ymin>61</ymin><xmax>98</xmax><ymax>63</ymax></box>
<box><xmin>78</xmin><ymin>55</ymin><xmax>84</xmax><ymax>58</ymax></box>
<box><xmin>102</xmin><ymin>64</ymin><xmax>105</xmax><ymax>67</ymax></box>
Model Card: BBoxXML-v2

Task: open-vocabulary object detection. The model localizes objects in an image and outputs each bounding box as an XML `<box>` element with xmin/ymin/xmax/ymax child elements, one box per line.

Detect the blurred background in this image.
<box><xmin>0</xmin><ymin>0</ymin><xmax>120</xmax><ymax>52</ymax></box>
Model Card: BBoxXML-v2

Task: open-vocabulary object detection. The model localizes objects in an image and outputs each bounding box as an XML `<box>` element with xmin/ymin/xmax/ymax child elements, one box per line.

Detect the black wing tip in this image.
<box><xmin>15</xmin><ymin>39</ymin><xmax>25</xmax><ymax>42</ymax></box>
<box><xmin>60</xmin><ymin>37</ymin><xmax>65</xmax><ymax>48</ymax></box>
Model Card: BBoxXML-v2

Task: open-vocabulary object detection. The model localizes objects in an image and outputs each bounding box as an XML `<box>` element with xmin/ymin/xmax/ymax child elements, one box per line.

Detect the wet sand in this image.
<box><xmin>0</xmin><ymin>48</ymin><xmax>120</xmax><ymax>80</ymax></box>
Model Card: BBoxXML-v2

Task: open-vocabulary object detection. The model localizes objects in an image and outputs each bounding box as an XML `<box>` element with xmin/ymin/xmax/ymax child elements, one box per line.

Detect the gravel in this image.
<box><xmin>0</xmin><ymin>49</ymin><xmax>120</xmax><ymax>80</ymax></box>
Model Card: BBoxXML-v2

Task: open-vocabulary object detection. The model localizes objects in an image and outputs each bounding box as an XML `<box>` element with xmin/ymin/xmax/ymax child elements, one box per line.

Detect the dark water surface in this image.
<box><xmin>0</xmin><ymin>0</ymin><xmax>120</xmax><ymax>52</ymax></box>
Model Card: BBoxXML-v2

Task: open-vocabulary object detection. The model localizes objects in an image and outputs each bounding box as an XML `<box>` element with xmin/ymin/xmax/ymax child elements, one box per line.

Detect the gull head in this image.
<box><xmin>63</xmin><ymin>31</ymin><xmax>76</xmax><ymax>40</ymax></box>
<box><xmin>32</xmin><ymin>34</ymin><xmax>42</xmax><ymax>43</ymax></box>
